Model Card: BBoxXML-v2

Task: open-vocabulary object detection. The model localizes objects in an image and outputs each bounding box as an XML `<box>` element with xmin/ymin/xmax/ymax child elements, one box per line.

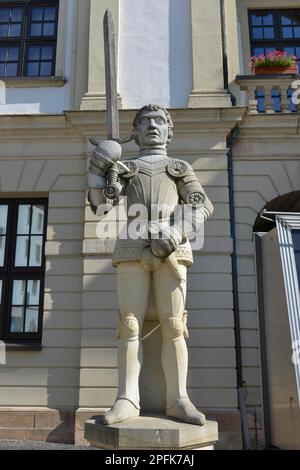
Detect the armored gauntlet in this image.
<box><xmin>151</xmin><ymin>226</ymin><xmax>183</xmax><ymax>258</ymax></box>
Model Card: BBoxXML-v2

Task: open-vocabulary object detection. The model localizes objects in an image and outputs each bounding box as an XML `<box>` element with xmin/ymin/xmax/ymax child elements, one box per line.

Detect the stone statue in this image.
<box><xmin>88</xmin><ymin>104</ymin><xmax>214</xmax><ymax>426</ymax></box>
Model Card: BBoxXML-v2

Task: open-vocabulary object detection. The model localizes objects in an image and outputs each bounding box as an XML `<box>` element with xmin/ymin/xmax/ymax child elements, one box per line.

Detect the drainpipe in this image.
<box><xmin>227</xmin><ymin>128</ymin><xmax>251</xmax><ymax>450</ymax></box>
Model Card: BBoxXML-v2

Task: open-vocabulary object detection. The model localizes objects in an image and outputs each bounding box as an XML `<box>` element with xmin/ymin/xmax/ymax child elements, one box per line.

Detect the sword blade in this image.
<box><xmin>103</xmin><ymin>9</ymin><xmax>119</xmax><ymax>140</ymax></box>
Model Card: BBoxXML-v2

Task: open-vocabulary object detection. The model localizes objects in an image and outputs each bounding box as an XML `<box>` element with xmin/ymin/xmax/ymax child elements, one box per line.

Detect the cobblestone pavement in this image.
<box><xmin>0</xmin><ymin>440</ymin><xmax>99</xmax><ymax>450</ymax></box>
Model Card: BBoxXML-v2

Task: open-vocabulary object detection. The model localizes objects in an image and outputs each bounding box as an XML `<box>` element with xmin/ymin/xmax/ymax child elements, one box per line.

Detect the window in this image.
<box><xmin>249</xmin><ymin>9</ymin><xmax>300</xmax><ymax>73</ymax></box>
<box><xmin>0</xmin><ymin>1</ymin><xmax>59</xmax><ymax>77</ymax></box>
<box><xmin>0</xmin><ymin>199</ymin><xmax>48</xmax><ymax>345</ymax></box>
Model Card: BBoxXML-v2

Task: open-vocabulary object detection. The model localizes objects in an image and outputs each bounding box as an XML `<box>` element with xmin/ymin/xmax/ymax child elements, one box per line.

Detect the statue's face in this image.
<box><xmin>135</xmin><ymin>109</ymin><xmax>169</xmax><ymax>149</ymax></box>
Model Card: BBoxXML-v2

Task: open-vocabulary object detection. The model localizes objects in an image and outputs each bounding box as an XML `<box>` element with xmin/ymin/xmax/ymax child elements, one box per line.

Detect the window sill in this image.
<box><xmin>0</xmin><ymin>76</ymin><xmax>67</xmax><ymax>88</ymax></box>
<box><xmin>5</xmin><ymin>341</ymin><xmax>42</xmax><ymax>351</ymax></box>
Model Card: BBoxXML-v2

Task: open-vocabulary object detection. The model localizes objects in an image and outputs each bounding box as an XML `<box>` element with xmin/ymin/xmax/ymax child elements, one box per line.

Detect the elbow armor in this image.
<box><xmin>167</xmin><ymin>160</ymin><xmax>214</xmax><ymax>222</ymax></box>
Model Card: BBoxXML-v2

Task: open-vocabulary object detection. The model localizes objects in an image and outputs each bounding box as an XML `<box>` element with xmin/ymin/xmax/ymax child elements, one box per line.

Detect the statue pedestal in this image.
<box><xmin>84</xmin><ymin>415</ymin><xmax>218</xmax><ymax>450</ymax></box>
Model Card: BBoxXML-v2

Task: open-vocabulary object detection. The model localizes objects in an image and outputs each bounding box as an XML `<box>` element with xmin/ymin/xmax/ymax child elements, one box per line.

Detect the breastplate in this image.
<box><xmin>121</xmin><ymin>155</ymin><xmax>179</xmax><ymax>219</ymax></box>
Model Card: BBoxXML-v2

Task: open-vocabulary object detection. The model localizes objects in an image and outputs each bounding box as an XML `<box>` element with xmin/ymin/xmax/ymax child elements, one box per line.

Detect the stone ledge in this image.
<box><xmin>188</xmin><ymin>90</ymin><xmax>232</xmax><ymax>108</ymax></box>
<box><xmin>236</xmin><ymin>73</ymin><xmax>300</xmax><ymax>82</ymax></box>
<box><xmin>80</xmin><ymin>93</ymin><xmax>122</xmax><ymax>111</ymax></box>
<box><xmin>0</xmin><ymin>76</ymin><xmax>67</xmax><ymax>88</ymax></box>
<box><xmin>85</xmin><ymin>415</ymin><xmax>218</xmax><ymax>450</ymax></box>
<box><xmin>0</xmin><ymin>408</ymin><xmax>75</xmax><ymax>444</ymax></box>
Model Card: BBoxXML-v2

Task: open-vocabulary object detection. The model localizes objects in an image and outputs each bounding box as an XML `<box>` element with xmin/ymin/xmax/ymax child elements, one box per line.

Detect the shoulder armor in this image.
<box><xmin>167</xmin><ymin>160</ymin><xmax>192</xmax><ymax>178</ymax></box>
<box><xmin>119</xmin><ymin>160</ymin><xmax>139</xmax><ymax>179</ymax></box>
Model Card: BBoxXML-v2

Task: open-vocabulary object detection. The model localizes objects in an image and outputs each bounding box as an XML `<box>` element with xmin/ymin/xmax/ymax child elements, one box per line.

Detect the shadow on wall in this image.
<box><xmin>46</xmin><ymin>410</ymin><xmax>76</xmax><ymax>444</ymax></box>
<box><xmin>169</xmin><ymin>0</ymin><xmax>193</xmax><ymax>108</ymax></box>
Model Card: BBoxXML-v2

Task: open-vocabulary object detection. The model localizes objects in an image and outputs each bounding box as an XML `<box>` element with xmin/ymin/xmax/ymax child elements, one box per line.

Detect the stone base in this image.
<box><xmin>0</xmin><ymin>408</ymin><xmax>75</xmax><ymax>444</ymax></box>
<box><xmin>84</xmin><ymin>415</ymin><xmax>218</xmax><ymax>450</ymax></box>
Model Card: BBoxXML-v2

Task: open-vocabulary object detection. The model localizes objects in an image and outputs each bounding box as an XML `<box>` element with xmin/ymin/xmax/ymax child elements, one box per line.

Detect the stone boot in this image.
<box><xmin>102</xmin><ymin>399</ymin><xmax>140</xmax><ymax>425</ymax></box>
<box><xmin>161</xmin><ymin>318</ymin><xmax>206</xmax><ymax>426</ymax></box>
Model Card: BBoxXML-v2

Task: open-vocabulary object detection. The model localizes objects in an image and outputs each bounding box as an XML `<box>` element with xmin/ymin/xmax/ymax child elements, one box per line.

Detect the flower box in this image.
<box><xmin>249</xmin><ymin>51</ymin><xmax>298</xmax><ymax>75</ymax></box>
<box><xmin>254</xmin><ymin>64</ymin><xmax>298</xmax><ymax>75</ymax></box>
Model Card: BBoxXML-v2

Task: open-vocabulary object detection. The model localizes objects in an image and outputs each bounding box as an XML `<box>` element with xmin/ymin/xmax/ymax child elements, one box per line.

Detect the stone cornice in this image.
<box><xmin>65</xmin><ymin>107</ymin><xmax>247</xmax><ymax>139</ymax></box>
<box><xmin>2</xmin><ymin>108</ymin><xmax>300</xmax><ymax>144</ymax></box>
<box><xmin>233</xmin><ymin>114</ymin><xmax>300</xmax><ymax>160</ymax></box>
<box><xmin>238</xmin><ymin>113</ymin><xmax>300</xmax><ymax>137</ymax></box>
<box><xmin>0</xmin><ymin>114</ymin><xmax>74</xmax><ymax>139</ymax></box>
<box><xmin>0</xmin><ymin>108</ymin><xmax>244</xmax><ymax>143</ymax></box>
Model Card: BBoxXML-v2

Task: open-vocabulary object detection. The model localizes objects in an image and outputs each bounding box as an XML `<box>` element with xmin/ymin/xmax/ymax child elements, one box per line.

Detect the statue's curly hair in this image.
<box><xmin>132</xmin><ymin>104</ymin><xmax>174</xmax><ymax>146</ymax></box>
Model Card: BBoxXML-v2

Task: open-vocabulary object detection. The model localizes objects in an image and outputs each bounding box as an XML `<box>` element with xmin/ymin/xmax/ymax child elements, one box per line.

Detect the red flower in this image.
<box><xmin>248</xmin><ymin>50</ymin><xmax>297</xmax><ymax>69</ymax></box>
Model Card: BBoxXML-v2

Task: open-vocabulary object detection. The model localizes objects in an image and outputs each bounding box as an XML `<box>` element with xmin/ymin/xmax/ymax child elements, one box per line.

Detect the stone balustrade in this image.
<box><xmin>236</xmin><ymin>74</ymin><xmax>300</xmax><ymax>114</ymax></box>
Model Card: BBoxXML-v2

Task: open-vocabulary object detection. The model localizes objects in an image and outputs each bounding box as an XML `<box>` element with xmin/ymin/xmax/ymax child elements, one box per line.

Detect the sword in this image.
<box><xmin>90</xmin><ymin>9</ymin><xmax>129</xmax><ymax>202</ymax></box>
<box><xmin>103</xmin><ymin>9</ymin><xmax>119</xmax><ymax>141</ymax></box>
<box><xmin>166</xmin><ymin>253</ymin><xmax>185</xmax><ymax>283</ymax></box>
<box><xmin>89</xmin><ymin>10</ymin><xmax>122</xmax><ymax>202</ymax></box>
<box><xmin>103</xmin><ymin>9</ymin><xmax>120</xmax><ymax>199</ymax></box>
<box><xmin>103</xmin><ymin>10</ymin><xmax>135</xmax><ymax>146</ymax></box>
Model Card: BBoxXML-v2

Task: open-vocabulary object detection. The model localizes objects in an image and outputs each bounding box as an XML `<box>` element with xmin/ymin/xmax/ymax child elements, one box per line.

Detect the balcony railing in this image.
<box><xmin>236</xmin><ymin>74</ymin><xmax>300</xmax><ymax>114</ymax></box>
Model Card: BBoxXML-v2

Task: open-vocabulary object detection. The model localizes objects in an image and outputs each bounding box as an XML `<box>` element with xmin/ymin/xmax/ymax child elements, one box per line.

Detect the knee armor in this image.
<box><xmin>161</xmin><ymin>317</ymin><xmax>185</xmax><ymax>340</ymax></box>
<box><xmin>117</xmin><ymin>314</ymin><xmax>140</xmax><ymax>341</ymax></box>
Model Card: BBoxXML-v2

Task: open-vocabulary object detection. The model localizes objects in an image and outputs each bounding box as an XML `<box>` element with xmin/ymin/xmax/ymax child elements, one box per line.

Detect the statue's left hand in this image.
<box><xmin>151</xmin><ymin>238</ymin><xmax>176</xmax><ymax>258</ymax></box>
<box><xmin>150</xmin><ymin>226</ymin><xmax>182</xmax><ymax>259</ymax></box>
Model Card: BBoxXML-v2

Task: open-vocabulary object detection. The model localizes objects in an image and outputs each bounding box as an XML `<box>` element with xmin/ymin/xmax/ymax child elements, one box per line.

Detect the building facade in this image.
<box><xmin>0</xmin><ymin>0</ymin><xmax>299</xmax><ymax>449</ymax></box>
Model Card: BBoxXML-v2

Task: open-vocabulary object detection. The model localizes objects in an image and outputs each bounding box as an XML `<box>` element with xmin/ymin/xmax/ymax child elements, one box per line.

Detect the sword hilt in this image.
<box><xmin>105</xmin><ymin>163</ymin><xmax>120</xmax><ymax>200</ymax></box>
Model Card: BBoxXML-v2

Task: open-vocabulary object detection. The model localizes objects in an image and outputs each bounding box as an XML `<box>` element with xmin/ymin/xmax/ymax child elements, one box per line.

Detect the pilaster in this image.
<box><xmin>80</xmin><ymin>0</ymin><xmax>122</xmax><ymax>111</ymax></box>
<box><xmin>188</xmin><ymin>0</ymin><xmax>231</xmax><ymax>108</ymax></box>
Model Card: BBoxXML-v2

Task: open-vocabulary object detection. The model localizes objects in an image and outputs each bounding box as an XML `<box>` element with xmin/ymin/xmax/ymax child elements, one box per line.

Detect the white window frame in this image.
<box><xmin>276</xmin><ymin>214</ymin><xmax>300</xmax><ymax>402</ymax></box>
